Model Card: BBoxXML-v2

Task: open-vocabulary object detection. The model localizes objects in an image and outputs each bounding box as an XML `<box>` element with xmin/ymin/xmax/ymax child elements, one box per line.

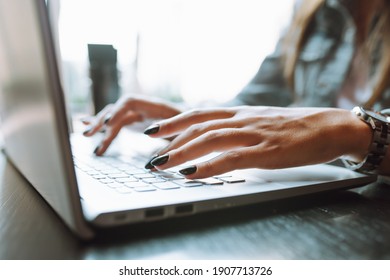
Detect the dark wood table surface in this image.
<box><xmin>1</xmin><ymin>150</ymin><xmax>390</xmax><ymax>260</ymax></box>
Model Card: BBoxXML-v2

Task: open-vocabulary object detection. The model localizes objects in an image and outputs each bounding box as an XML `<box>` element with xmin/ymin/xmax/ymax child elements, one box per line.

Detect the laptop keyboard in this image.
<box><xmin>74</xmin><ymin>155</ymin><xmax>245</xmax><ymax>195</ymax></box>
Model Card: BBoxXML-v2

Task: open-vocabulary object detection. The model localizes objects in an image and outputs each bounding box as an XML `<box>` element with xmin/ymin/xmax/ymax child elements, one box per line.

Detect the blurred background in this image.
<box><xmin>56</xmin><ymin>0</ymin><xmax>294</xmax><ymax>115</ymax></box>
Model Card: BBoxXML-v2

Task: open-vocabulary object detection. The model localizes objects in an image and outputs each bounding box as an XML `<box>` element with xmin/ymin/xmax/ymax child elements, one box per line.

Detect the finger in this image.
<box><xmin>93</xmin><ymin>125</ymin><xmax>122</xmax><ymax>156</ymax></box>
<box><xmin>144</xmin><ymin>108</ymin><xmax>234</xmax><ymax>138</ymax></box>
<box><xmin>130</xmin><ymin>97</ymin><xmax>182</xmax><ymax>119</ymax></box>
<box><xmin>117</xmin><ymin>96</ymin><xmax>181</xmax><ymax>120</ymax></box>
<box><xmin>180</xmin><ymin>146</ymin><xmax>260</xmax><ymax>179</ymax></box>
<box><xmin>150</xmin><ymin>128</ymin><xmax>261</xmax><ymax>170</ymax></box>
<box><xmin>80</xmin><ymin>116</ymin><xmax>93</xmax><ymax>125</ymax></box>
<box><xmin>85</xmin><ymin>99</ymin><xmax>145</xmax><ymax>137</ymax></box>
<box><xmin>157</xmin><ymin>117</ymin><xmax>249</xmax><ymax>155</ymax></box>
<box><xmin>83</xmin><ymin>105</ymin><xmax>113</xmax><ymax>136</ymax></box>
<box><xmin>93</xmin><ymin>111</ymin><xmax>145</xmax><ymax>155</ymax></box>
<box><xmin>106</xmin><ymin>105</ymin><xmax>144</xmax><ymax>127</ymax></box>
<box><xmin>182</xmin><ymin>140</ymin><xmax>326</xmax><ymax>178</ymax></box>
<box><xmin>100</xmin><ymin>97</ymin><xmax>179</xmax><ymax>132</ymax></box>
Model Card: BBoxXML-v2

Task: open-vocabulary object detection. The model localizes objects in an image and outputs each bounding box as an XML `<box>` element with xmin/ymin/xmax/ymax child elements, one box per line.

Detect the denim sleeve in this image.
<box><xmin>224</xmin><ymin>41</ymin><xmax>293</xmax><ymax>107</ymax></box>
<box><xmin>222</xmin><ymin>0</ymin><xmax>308</xmax><ymax>108</ymax></box>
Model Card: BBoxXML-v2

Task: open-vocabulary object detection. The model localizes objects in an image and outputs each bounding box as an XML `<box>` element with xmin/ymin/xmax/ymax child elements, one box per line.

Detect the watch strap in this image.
<box><xmin>343</xmin><ymin>107</ymin><xmax>390</xmax><ymax>173</ymax></box>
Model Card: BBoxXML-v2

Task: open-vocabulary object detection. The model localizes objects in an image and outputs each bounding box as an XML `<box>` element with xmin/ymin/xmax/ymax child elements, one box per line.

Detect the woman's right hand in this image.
<box><xmin>82</xmin><ymin>94</ymin><xmax>183</xmax><ymax>155</ymax></box>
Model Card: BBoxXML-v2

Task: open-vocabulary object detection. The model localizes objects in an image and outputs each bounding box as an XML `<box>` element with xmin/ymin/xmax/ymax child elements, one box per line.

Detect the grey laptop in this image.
<box><xmin>0</xmin><ymin>0</ymin><xmax>376</xmax><ymax>239</ymax></box>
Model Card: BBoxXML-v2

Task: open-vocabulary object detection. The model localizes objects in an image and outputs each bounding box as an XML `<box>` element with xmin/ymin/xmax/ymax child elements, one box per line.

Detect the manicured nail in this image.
<box><xmin>80</xmin><ymin>117</ymin><xmax>89</xmax><ymax>123</ymax></box>
<box><xmin>93</xmin><ymin>145</ymin><xmax>101</xmax><ymax>155</ymax></box>
<box><xmin>151</xmin><ymin>154</ymin><xmax>169</xmax><ymax>166</ymax></box>
<box><xmin>83</xmin><ymin>128</ymin><xmax>91</xmax><ymax>135</ymax></box>
<box><xmin>179</xmin><ymin>165</ymin><xmax>197</xmax><ymax>175</ymax></box>
<box><xmin>144</xmin><ymin>124</ymin><xmax>160</xmax><ymax>135</ymax></box>
<box><xmin>103</xmin><ymin>114</ymin><xmax>112</xmax><ymax>125</ymax></box>
<box><xmin>145</xmin><ymin>154</ymin><xmax>159</xmax><ymax>169</ymax></box>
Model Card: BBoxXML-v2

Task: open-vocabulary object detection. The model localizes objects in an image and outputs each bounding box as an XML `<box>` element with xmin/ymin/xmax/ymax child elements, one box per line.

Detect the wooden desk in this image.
<box><xmin>1</xmin><ymin>151</ymin><xmax>390</xmax><ymax>260</ymax></box>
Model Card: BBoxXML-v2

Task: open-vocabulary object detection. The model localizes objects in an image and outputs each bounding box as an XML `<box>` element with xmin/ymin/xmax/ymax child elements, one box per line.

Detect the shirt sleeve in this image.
<box><xmin>224</xmin><ymin>1</ymin><xmax>305</xmax><ymax>107</ymax></box>
<box><xmin>225</xmin><ymin>39</ymin><xmax>293</xmax><ymax>107</ymax></box>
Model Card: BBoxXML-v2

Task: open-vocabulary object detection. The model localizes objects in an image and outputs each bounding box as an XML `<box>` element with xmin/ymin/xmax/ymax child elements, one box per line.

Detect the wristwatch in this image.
<box><xmin>342</xmin><ymin>106</ymin><xmax>390</xmax><ymax>173</ymax></box>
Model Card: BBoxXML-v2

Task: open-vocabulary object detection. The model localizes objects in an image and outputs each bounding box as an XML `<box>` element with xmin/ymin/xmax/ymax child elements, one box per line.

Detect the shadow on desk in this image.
<box><xmin>1</xmin><ymin>154</ymin><xmax>390</xmax><ymax>260</ymax></box>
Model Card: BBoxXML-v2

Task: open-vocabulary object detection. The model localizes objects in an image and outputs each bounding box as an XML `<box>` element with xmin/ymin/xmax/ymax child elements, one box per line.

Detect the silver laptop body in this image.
<box><xmin>0</xmin><ymin>0</ymin><xmax>376</xmax><ymax>240</ymax></box>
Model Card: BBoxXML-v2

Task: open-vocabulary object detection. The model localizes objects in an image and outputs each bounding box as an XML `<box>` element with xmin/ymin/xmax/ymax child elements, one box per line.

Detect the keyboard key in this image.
<box><xmin>92</xmin><ymin>175</ymin><xmax>107</xmax><ymax>180</ymax></box>
<box><xmin>86</xmin><ymin>171</ymin><xmax>101</xmax><ymax>176</ymax></box>
<box><xmin>124</xmin><ymin>168</ymin><xmax>149</xmax><ymax>175</ymax></box>
<box><xmin>153</xmin><ymin>181</ymin><xmax>180</xmax><ymax>190</ymax></box>
<box><xmin>92</xmin><ymin>165</ymin><xmax>112</xmax><ymax>171</ymax></box>
<box><xmin>174</xmin><ymin>180</ymin><xmax>203</xmax><ymax>188</ymax></box>
<box><xmin>115</xmin><ymin>187</ymin><xmax>132</xmax><ymax>194</ymax></box>
<box><xmin>108</xmin><ymin>173</ymin><xmax>132</xmax><ymax>179</ymax></box>
<box><xmin>134</xmin><ymin>173</ymin><xmax>156</xmax><ymax>179</ymax></box>
<box><xmin>124</xmin><ymin>182</ymin><xmax>150</xmax><ymax>188</ymax></box>
<box><xmin>134</xmin><ymin>186</ymin><xmax>157</xmax><ymax>192</ymax></box>
<box><xmin>106</xmin><ymin>182</ymin><xmax>124</xmax><ymax>189</ymax></box>
<box><xmin>143</xmin><ymin>178</ymin><xmax>166</xmax><ymax>184</ymax></box>
<box><xmin>77</xmin><ymin>166</ymin><xmax>94</xmax><ymax>172</ymax></box>
<box><xmin>219</xmin><ymin>176</ymin><xmax>246</xmax><ymax>183</ymax></box>
<box><xmin>115</xmin><ymin>164</ymin><xmax>133</xmax><ymax>171</ymax></box>
<box><xmin>98</xmin><ymin>178</ymin><xmax>115</xmax><ymax>184</ymax></box>
<box><xmin>195</xmin><ymin>178</ymin><xmax>224</xmax><ymax>185</ymax></box>
<box><xmin>152</xmin><ymin>171</ymin><xmax>184</xmax><ymax>180</ymax></box>
<box><xmin>101</xmin><ymin>169</ymin><xmax>123</xmax><ymax>175</ymax></box>
<box><xmin>115</xmin><ymin>177</ymin><xmax>139</xmax><ymax>183</ymax></box>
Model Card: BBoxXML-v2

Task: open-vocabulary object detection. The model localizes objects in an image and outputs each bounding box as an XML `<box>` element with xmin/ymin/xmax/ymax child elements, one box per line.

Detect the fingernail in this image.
<box><xmin>83</xmin><ymin>128</ymin><xmax>91</xmax><ymax>135</ymax></box>
<box><xmin>145</xmin><ymin>154</ymin><xmax>159</xmax><ymax>169</ymax></box>
<box><xmin>104</xmin><ymin>114</ymin><xmax>112</xmax><ymax>125</ymax></box>
<box><xmin>93</xmin><ymin>145</ymin><xmax>101</xmax><ymax>155</ymax></box>
<box><xmin>151</xmin><ymin>154</ymin><xmax>169</xmax><ymax>166</ymax></box>
<box><xmin>179</xmin><ymin>165</ymin><xmax>197</xmax><ymax>175</ymax></box>
<box><xmin>144</xmin><ymin>124</ymin><xmax>160</xmax><ymax>135</ymax></box>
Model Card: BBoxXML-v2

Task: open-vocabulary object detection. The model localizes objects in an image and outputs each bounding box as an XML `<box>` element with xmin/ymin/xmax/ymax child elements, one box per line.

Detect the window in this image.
<box><xmin>58</xmin><ymin>0</ymin><xmax>293</xmax><ymax>113</ymax></box>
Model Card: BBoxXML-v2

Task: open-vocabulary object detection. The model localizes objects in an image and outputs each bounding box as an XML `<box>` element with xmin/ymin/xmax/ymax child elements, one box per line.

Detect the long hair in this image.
<box><xmin>282</xmin><ymin>0</ymin><xmax>323</xmax><ymax>89</ymax></box>
<box><xmin>282</xmin><ymin>0</ymin><xmax>390</xmax><ymax>108</ymax></box>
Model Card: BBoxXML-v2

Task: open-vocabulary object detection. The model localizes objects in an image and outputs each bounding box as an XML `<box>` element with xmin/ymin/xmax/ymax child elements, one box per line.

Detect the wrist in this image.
<box><xmin>342</xmin><ymin>107</ymin><xmax>390</xmax><ymax>173</ymax></box>
<box><xmin>313</xmin><ymin>108</ymin><xmax>372</xmax><ymax>162</ymax></box>
<box><xmin>343</xmin><ymin>109</ymin><xmax>373</xmax><ymax>162</ymax></box>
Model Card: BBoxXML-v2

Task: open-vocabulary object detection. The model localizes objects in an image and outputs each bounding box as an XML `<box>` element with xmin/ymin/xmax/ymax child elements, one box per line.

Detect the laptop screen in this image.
<box><xmin>0</xmin><ymin>0</ymin><xmax>91</xmax><ymax>237</ymax></box>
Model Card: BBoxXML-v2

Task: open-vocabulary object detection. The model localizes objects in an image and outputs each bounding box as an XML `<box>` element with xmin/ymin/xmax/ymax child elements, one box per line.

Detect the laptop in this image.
<box><xmin>0</xmin><ymin>0</ymin><xmax>377</xmax><ymax>240</ymax></box>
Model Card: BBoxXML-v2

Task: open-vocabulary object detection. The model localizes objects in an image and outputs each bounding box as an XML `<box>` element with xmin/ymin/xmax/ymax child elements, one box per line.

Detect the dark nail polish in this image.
<box><xmin>104</xmin><ymin>114</ymin><xmax>112</xmax><ymax>125</ymax></box>
<box><xmin>179</xmin><ymin>165</ymin><xmax>197</xmax><ymax>175</ymax></box>
<box><xmin>144</xmin><ymin>124</ymin><xmax>160</xmax><ymax>135</ymax></box>
<box><xmin>93</xmin><ymin>145</ymin><xmax>100</xmax><ymax>155</ymax></box>
<box><xmin>145</xmin><ymin>154</ymin><xmax>159</xmax><ymax>169</ymax></box>
<box><xmin>151</xmin><ymin>154</ymin><xmax>169</xmax><ymax>166</ymax></box>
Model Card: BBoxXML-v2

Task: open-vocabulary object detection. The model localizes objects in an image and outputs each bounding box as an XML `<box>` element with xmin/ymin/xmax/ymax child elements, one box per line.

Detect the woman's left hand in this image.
<box><xmin>144</xmin><ymin>106</ymin><xmax>372</xmax><ymax>179</ymax></box>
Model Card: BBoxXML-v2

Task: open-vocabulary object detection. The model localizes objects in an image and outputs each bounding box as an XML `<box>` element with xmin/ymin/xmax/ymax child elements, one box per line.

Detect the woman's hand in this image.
<box><xmin>144</xmin><ymin>106</ymin><xmax>373</xmax><ymax>178</ymax></box>
<box><xmin>82</xmin><ymin>94</ymin><xmax>182</xmax><ymax>155</ymax></box>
